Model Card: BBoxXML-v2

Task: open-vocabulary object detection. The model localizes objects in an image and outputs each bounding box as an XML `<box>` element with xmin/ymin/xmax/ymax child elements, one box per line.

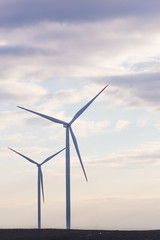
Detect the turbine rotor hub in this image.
<box><xmin>63</xmin><ymin>123</ymin><xmax>70</xmax><ymax>128</ymax></box>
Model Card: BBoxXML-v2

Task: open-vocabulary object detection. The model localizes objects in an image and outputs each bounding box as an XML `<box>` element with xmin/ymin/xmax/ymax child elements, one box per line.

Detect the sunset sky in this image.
<box><xmin>1</xmin><ymin>0</ymin><xmax>160</xmax><ymax>230</ymax></box>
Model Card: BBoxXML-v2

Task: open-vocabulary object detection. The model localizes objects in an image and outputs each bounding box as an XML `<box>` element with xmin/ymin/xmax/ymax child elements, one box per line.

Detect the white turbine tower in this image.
<box><xmin>8</xmin><ymin>147</ymin><xmax>65</xmax><ymax>229</ymax></box>
<box><xmin>17</xmin><ymin>85</ymin><xmax>107</xmax><ymax>229</ymax></box>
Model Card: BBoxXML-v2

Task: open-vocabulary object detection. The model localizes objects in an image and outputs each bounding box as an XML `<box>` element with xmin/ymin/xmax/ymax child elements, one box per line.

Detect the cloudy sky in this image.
<box><xmin>1</xmin><ymin>0</ymin><xmax>160</xmax><ymax>230</ymax></box>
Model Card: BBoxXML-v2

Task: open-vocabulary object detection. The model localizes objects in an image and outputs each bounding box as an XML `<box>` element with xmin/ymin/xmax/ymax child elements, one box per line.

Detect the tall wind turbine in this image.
<box><xmin>8</xmin><ymin>147</ymin><xmax>65</xmax><ymax>229</ymax></box>
<box><xmin>17</xmin><ymin>85</ymin><xmax>107</xmax><ymax>229</ymax></box>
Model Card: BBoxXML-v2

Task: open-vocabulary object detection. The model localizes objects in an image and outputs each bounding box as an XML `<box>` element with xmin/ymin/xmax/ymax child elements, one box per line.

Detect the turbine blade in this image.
<box><xmin>39</xmin><ymin>166</ymin><xmax>45</xmax><ymax>202</ymax></box>
<box><xmin>8</xmin><ymin>147</ymin><xmax>37</xmax><ymax>165</ymax></box>
<box><xmin>17</xmin><ymin>106</ymin><xmax>67</xmax><ymax>125</ymax></box>
<box><xmin>41</xmin><ymin>147</ymin><xmax>66</xmax><ymax>165</ymax></box>
<box><xmin>69</xmin><ymin>127</ymin><xmax>88</xmax><ymax>181</ymax></box>
<box><xmin>70</xmin><ymin>85</ymin><xmax>108</xmax><ymax>125</ymax></box>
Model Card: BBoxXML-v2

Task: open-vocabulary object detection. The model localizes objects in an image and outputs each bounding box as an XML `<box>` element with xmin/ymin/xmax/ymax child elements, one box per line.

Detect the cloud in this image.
<box><xmin>0</xmin><ymin>16</ymin><xmax>160</xmax><ymax>81</ymax></box>
<box><xmin>0</xmin><ymin>81</ymin><xmax>47</xmax><ymax>104</ymax></box>
<box><xmin>114</xmin><ymin>120</ymin><xmax>129</xmax><ymax>131</ymax></box>
<box><xmin>86</xmin><ymin>141</ymin><xmax>160</xmax><ymax>168</ymax></box>
<box><xmin>1</xmin><ymin>0</ymin><xmax>160</xmax><ymax>28</ymax></box>
<box><xmin>0</xmin><ymin>2</ymin><xmax>160</xmax><ymax>122</ymax></box>
<box><xmin>0</xmin><ymin>111</ymin><xmax>25</xmax><ymax>130</ymax></box>
<box><xmin>0</xmin><ymin>133</ymin><xmax>36</xmax><ymax>144</ymax></box>
<box><xmin>94</xmin><ymin>72</ymin><xmax>160</xmax><ymax>112</ymax></box>
<box><xmin>136</xmin><ymin>119</ymin><xmax>148</xmax><ymax>127</ymax></box>
<box><xmin>0</xmin><ymin>147</ymin><xmax>11</xmax><ymax>159</ymax></box>
<box><xmin>156</xmin><ymin>123</ymin><xmax>160</xmax><ymax>130</ymax></box>
<box><xmin>0</xmin><ymin>45</ymin><xmax>58</xmax><ymax>56</ymax></box>
<box><xmin>73</xmin><ymin>120</ymin><xmax>109</xmax><ymax>137</ymax></box>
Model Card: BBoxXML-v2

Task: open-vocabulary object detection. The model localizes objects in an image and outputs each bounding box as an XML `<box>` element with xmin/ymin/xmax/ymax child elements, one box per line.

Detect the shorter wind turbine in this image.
<box><xmin>8</xmin><ymin>147</ymin><xmax>65</xmax><ymax>229</ymax></box>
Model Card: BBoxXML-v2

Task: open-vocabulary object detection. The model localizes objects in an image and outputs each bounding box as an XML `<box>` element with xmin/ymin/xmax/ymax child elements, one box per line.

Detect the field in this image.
<box><xmin>1</xmin><ymin>229</ymin><xmax>160</xmax><ymax>240</ymax></box>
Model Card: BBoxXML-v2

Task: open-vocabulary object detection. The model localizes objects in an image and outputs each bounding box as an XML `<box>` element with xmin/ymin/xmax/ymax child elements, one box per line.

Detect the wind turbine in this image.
<box><xmin>8</xmin><ymin>147</ymin><xmax>65</xmax><ymax>229</ymax></box>
<box><xmin>17</xmin><ymin>85</ymin><xmax>107</xmax><ymax>229</ymax></box>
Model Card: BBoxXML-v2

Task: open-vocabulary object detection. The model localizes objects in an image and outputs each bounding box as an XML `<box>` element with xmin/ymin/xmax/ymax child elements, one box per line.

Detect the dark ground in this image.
<box><xmin>1</xmin><ymin>229</ymin><xmax>160</xmax><ymax>240</ymax></box>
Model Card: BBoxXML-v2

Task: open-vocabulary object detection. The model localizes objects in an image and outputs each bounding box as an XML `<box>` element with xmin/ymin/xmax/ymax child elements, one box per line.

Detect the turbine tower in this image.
<box><xmin>17</xmin><ymin>85</ymin><xmax>107</xmax><ymax>229</ymax></box>
<box><xmin>8</xmin><ymin>147</ymin><xmax>65</xmax><ymax>229</ymax></box>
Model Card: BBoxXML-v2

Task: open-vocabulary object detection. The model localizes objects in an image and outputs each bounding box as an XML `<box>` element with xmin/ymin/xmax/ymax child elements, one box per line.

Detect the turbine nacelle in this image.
<box><xmin>63</xmin><ymin>123</ymin><xmax>70</xmax><ymax>128</ymax></box>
